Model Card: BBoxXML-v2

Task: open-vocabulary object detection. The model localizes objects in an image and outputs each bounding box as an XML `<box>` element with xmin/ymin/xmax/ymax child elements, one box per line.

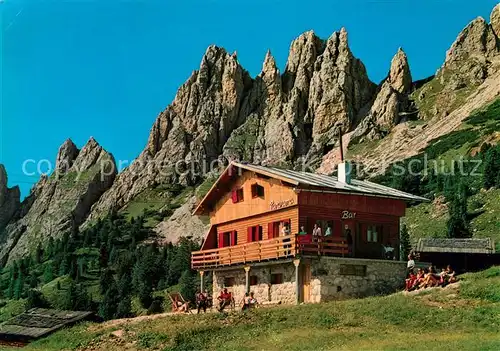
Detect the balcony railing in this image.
<box><xmin>191</xmin><ymin>235</ymin><xmax>348</xmax><ymax>270</ymax></box>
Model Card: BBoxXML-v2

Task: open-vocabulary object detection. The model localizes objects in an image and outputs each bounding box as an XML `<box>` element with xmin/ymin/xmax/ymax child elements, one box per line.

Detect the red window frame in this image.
<box><xmin>219</xmin><ymin>230</ymin><xmax>237</xmax><ymax>248</ymax></box>
<box><xmin>247</xmin><ymin>225</ymin><xmax>263</xmax><ymax>242</ymax></box>
<box><xmin>231</xmin><ymin>188</ymin><xmax>244</xmax><ymax>203</ymax></box>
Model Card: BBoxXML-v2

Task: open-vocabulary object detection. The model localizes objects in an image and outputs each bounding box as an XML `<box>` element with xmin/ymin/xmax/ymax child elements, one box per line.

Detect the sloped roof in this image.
<box><xmin>194</xmin><ymin>162</ymin><xmax>429</xmax><ymax>215</ymax></box>
<box><xmin>0</xmin><ymin>308</ymin><xmax>93</xmax><ymax>342</ymax></box>
<box><xmin>416</xmin><ymin>238</ymin><xmax>495</xmax><ymax>254</ymax></box>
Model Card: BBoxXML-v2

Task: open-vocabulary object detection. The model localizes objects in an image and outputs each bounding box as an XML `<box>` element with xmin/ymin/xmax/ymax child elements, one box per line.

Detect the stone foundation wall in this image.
<box><xmin>310</xmin><ymin>257</ymin><xmax>407</xmax><ymax>303</ymax></box>
<box><xmin>212</xmin><ymin>262</ymin><xmax>296</xmax><ymax>306</ymax></box>
<box><xmin>211</xmin><ymin>257</ymin><xmax>406</xmax><ymax>306</ymax></box>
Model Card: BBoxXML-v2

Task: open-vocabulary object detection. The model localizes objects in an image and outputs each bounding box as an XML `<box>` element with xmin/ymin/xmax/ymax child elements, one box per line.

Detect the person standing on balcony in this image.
<box><xmin>312</xmin><ymin>223</ymin><xmax>322</xmax><ymax>242</ymax></box>
<box><xmin>324</xmin><ymin>223</ymin><xmax>333</xmax><ymax>237</ymax></box>
<box><xmin>282</xmin><ymin>222</ymin><xmax>291</xmax><ymax>256</ymax></box>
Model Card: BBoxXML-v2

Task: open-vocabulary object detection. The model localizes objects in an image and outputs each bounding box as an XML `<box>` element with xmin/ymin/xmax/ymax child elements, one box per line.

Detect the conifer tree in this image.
<box><xmin>447</xmin><ymin>181</ymin><xmax>471</xmax><ymax>238</ymax></box>
<box><xmin>43</xmin><ymin>263</ymin><xmax>54</xmax><ymax>284</ymax></box>
<box><xmin>400</xmin><ymin>224</ymin><xmax>411</xmax><ymax>260</ymax></box>
<box><xmin>483</xmin><ymin>146</ymin><xmax>500</xmax><ymax>189</ymax></box>
<box><xmin>99</xmin><ymin>281</ymin><xmax>119</xmax><ymax>320</ymax></box>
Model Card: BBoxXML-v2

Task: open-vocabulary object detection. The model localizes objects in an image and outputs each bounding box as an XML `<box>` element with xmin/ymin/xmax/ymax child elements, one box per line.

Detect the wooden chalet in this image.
<box><xmin>192</xmin><ymin>161</ymin><xmax>428</xmax><ymax>271</ymax></box>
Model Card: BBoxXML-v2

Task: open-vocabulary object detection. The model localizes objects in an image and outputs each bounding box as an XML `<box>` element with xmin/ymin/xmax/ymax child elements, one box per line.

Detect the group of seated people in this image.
<box><xmin>216</xmin><ymin>288</ymin><xmax>258</xmax><ymax>312</ymax></box>
<box><xmin>405</xmin><ymin>264</ymin><xmax>458</xmax><ymax>291</ymax></box>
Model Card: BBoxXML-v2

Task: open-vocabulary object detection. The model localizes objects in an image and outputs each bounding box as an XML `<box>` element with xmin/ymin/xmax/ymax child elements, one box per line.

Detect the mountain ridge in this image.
<box><xmin>1</xmin><ymin>4</ymin><xmax>500</xmax><ymax>264</ymax></box>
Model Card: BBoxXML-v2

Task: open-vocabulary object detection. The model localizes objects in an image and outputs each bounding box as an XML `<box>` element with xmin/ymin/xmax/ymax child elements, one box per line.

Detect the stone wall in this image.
<box><xmin>310</xmin><ymin>257</ymin><xmax>407</xmax><ymax>303</ymax></box>
<box><xmin>212</xmin><ymin>262</ymin><xmax>297</xmax><ymax>307</ymax></box>
<box><xmin>211</xmin><ymin>257</ymin><xmax>406</xmax><ymax>306</ymax></box>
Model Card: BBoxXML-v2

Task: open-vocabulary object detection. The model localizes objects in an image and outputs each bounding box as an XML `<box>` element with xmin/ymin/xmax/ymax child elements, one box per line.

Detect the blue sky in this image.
<box><xmin>1</xmin><ymin>0</ymin><xmax>498</xmax><ymax>198</ymax></box>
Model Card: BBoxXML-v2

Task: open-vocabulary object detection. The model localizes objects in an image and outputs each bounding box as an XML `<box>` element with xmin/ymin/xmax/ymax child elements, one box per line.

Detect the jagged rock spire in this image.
<box><xmin>55</xmin><ymin>138</ymin><xmax>79</xmax><ymax>175</ymax></box>
<box><xmin>491</xmin><ymin>3</ymin><xmax>500</xmax><ymax>38</ymax></box>
<box><xmin>389</xmin><ymin>48</ymin><xmax>412</xmax><ymax>94</ymax></box>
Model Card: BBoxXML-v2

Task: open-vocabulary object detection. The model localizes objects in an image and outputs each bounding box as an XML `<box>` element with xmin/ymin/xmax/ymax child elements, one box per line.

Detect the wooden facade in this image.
<box><xmin>192</xmin><ymin>162</ymin><xmax>424</xmax><ymax>270</ymax></box>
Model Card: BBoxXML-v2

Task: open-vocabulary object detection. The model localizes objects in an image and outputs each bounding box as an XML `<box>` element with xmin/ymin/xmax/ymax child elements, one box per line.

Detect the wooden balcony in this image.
<box><xmin>191</xmin><ymin>235</ymin><xmax>349</xmax><ymax>270</ymax></box>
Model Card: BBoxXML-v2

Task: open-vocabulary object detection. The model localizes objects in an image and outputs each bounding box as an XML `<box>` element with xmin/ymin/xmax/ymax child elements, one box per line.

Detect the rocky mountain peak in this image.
<box><xmin>0</xmin><ymin>164</ymin><xmax>8</xmax><ymax>191</ymax></box>
<box><xmin>445</xmin><ymin>16</ymin><xmax>498</xmax><ymax>66</ymax></box>
<box><xmin>492</xmin><ymin>3</ymin><xmax>500</xmax><ymax>38</ymax></box>
<box><xmin>55</xmin><ymin>138</ymin><xmax>79</xmax><ymax>175</ymax></box>
<box><xmin>262</xmin><ymin>50</ymin><xmax>279</xmax><ymax>77</ymax></box>
<box><xmin>282</xmin><ymin>30</ymin><xmax>324</xmax><ymax>94</ymax></box>
<box><xmin>0</xmin><ymin>164</ymin><xmax>21</xmax><ymax>233</ymax></box>
<box><xmin>307</xmin><ymin>27</ymin><xmax>375</xmax><ymax>139</ymax></box>
<box><xmin>260</xmin><ymin>50</ymin><xmax>281</xmax><ymax>96</ymax></box>
<box><xmin>389</xmin><ymin>48</ymin><xmax>412</xmax><ymax>94</ymax></box>
<box><xmin>0</xmin><ymin>139</ymin><xmax>117</xmax><ymax>263</ymax></box>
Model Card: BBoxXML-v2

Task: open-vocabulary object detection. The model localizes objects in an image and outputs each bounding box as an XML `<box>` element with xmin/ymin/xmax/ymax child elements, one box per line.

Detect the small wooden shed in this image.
<box><xmin>415</xmin><ymin>238</ymin><xmax>498</xmax><ymax>272</ymax></box>
<box><xmin>0</xmin><ymin>308</ymin><xmax>94</xmax><ymax>346</ymax></box>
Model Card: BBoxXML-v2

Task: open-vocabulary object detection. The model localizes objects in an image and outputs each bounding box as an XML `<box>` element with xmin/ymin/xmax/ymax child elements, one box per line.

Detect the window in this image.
<box><xmin>267</xmin><ymin>221</ymin><xmax>280</xmax><ymax>238</ymax></box>
<box><xmin>270</xmin><ymin>273</ymin><xmax>283</xmax><ymax>284</ymax></box>
<box><xmin>231</xmin><ymin>188</ymin><xmax>244</xmax><ymax>203</ymax></box>
<box><xmin>219</xmin><ymin>231</ymin><xmax>237</xmax><ymax>247</ymax></box>
<box><xmin>367</xmin><ymin>225</ymin><xmax>378</xmax><ymax>243</ymax></box>
<box><xmin>251</xmin><ymin>183</ymin><xmax>265</xmax><ymax>198</ymax></box>
<box><xmin>247</xmin><ymin>225</ymin><xmax>263</xmax><ymax>242</ymax></box>
<box><xmin>249</xmin><ymin>275</ymin><xmax>258</xmax><ymax>286</ymax></box>
<box><xmin>223</xmin><ymin>277</ymin><xmax>235</xmax><ymax>287</ymax></box>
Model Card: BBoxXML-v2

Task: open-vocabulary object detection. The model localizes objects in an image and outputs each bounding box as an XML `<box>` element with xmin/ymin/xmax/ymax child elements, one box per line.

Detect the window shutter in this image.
<box><xmin>267</xmin><ymin>223</ymin><xmax>273</xmax><ymax>239</ymax></box>
<box><xmin>247</xmin><ymin>227</ymin><xmax>253</xmax><ymax>243</ymax></box>
<box><xmin>231</xmin><ymin>231</ymin><xmax>237</xmax><ymax>246</ymax></box>
<box><xmin>218</xmin><ymin>232</ymin><xmax>224</xmax><ymax>248</ymax></box>
<box><xmin>231</xmin><ymin>190</ymin><xmax>238</xmax><ymax>203</ymax></box>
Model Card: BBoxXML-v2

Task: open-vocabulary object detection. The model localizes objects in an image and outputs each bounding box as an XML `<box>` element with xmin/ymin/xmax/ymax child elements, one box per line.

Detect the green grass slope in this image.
<box><xmin>403</xmin><ymin>188</ymin><xmax>500</xmax><ymax>249</ymax></box>
<box><xmin>9</xmin><ymin>267</ymin><xmax>500</xmax><ymax>351</ymax></box>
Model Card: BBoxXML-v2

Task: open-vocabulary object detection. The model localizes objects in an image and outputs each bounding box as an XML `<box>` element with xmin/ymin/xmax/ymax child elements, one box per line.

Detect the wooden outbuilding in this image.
<box><xmin>0</xmin><ymin>308</ymin><xmax>94</xmax><ymax>346</ymax></box>
<box><xmin>415</xmin><ymin>238</ymin><xmax>498</xmax><ymax>272</ymax></box>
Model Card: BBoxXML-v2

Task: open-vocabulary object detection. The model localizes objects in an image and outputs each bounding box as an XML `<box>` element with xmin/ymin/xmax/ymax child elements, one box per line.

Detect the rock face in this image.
<box><xmin>55</xmin><ymin>139</ymin><xmax>80</xmax><ymax>175</ymax></box>
<box><xmin>351</xmin><ymin>48</ymin><xmax>415</xmax><ymax>143</ymax></box>
<box><xmin>85</xmin><ymin>46</ymin><xmax>250</xmax><ymax>224</ymax></box>
<box><xmin>0</xmin><ymin>138</ymin><xmax>117</xmax><ymax>264</ymax></box>
<box><xmin>0</xmin><ymin>165</ymin><xmax>20</xmax><ymax>232</ymax></box>
<box><xmin>492</xmin><ymin>3</ymin><xmax>500</xmax><ymax>39</ymax></box>
<box><xmin>224</xmin><ymin>29</ymin><xmax>376</xmax><ymax>167</ymax></box>
<box><xmin>416</xmin><ymin>13</ymin><xmax>500</xmax><ymax>119</ymax></box>
<box><xmin>154</xmin><ymin>196</ymin><xmax>209</xmax><ymax>244</ymax></box>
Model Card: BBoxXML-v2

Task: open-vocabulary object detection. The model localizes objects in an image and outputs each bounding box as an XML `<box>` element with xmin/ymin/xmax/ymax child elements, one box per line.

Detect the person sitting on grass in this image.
<box><xmin>443</xmin><ymin>265</ymin><xmax>457</xmax><ymax>284</ymax></box>
<box><xmin>415</xmin><ymin>268</ymin><xmax>425</xmax><ymax>287</ymax></box>
<box><xmin>421</xmin><ymin>266</ymin><xmax>439</xmax><ymax>288</ymax></box>
<box><xmin>405</xmin><ymin>270</ymin><xmax>417</xmax><ymax>291</ymax></box>
<box><xmin>217</xmin><ymin>288</ymin><xmax>232</xmax><ymax>312</ymax></box>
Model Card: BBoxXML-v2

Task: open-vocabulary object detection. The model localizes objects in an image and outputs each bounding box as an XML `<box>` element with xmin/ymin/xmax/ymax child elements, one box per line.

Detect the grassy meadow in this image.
<box><xmin>4</xmin><ymin>266</ymin><xmax>499</xmax><ymax>351</ymax></box>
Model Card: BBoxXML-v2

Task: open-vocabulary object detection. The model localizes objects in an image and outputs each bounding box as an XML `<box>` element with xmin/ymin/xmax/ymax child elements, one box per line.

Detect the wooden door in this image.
<box><xmin>300</xmin><ymin>263</ymin><xmax>311</xmax><ymax>303</ymax></box>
